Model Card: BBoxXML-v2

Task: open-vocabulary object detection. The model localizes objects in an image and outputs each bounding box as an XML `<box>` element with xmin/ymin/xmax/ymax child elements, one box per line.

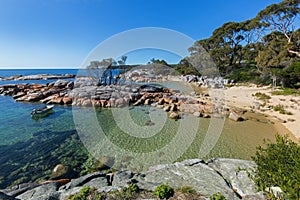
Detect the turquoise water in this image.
<box><xmin>0</xmin><ymin>96</ymin><xmax>75</xmax><ymax>145</ymax></box>
<box><xmin>0</xmin><ymin>69</ymin><xmax>281</xmax><ymax>189</ymax></box>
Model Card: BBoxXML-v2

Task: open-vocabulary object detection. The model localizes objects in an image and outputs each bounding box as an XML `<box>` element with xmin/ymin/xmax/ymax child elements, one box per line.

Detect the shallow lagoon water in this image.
<box><xmin>75</xmin><ymin>106</ymin><xmax>279</xmax><ymax>166</ymax></box>
<box><xmin>0</xmin><ymin>94</ymin><xmax>281</xmax><ymax>188</ymax></box>
<box><xmin>0</xmin><ymin>71</ymin><xmax>284</xmax><ymax>188</ymax></box>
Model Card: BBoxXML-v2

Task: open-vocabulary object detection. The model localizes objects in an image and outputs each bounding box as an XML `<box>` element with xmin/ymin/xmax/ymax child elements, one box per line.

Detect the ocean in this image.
<box><xmin>0</xmin><ymin>69</ymin><xmax>280</xmax><ymax>189</ymax></box>
<box><xmin>0</xmin><ymin>69</ymin><xmax>78</xmax><ymax>86</ymax></box>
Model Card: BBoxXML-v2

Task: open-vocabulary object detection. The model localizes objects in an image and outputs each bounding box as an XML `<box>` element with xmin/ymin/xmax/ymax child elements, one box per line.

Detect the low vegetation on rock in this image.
<box><xmin>117</xmin><ymin>183</ymin><xmax>140</xmax><ymax>200</ymax></box>
<box><xmin>209</xmin><ymin>192</ymin><xmax>226</xmax><ymax>200</ymax></box>
<box><xmin>177</xmin><ymin>185</ymin><xmax>196</xmax><ymax>194</ymax></box>
<box><xmin>154</xmin><ymin>183</ymin><xmax>175</xmax><ymax>199</ymax></box>
<box><xmin>69</xmin><ymin>186</ymin><xmax>99</xmax><ymax>200</ymax></box>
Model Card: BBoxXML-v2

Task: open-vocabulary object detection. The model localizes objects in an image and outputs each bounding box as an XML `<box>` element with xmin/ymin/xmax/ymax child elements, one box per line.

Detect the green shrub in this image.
<box><xmin>177</xmin><ymin>186</ymin><xmax>196</xmax><ymax>194</ymax></box>
<box><xmin>154</xmin><ymin>184</ymin><xmax>174</xmax><ymax>199</ymax></box>
<box><xmin>253</xmin><ymin>92</ymin><xmax>271</xmax><ymax>100</ymax></box>
<box><xmin>251</xmin><ymin>134</ymin><xmax>300</xmax><ymax>199</ymax></box>
<box><xmin>273</xmin><ymin>104</ymin><xmax>292</xmax><ymax>115</ymax></box>
<box><xmin>210</xmin><ymin>192</ymin><xmax>226</xmax><ymax>200</ymax></box>
<box><xmin>124</xmin><ymin>183</ymin><xmax>140</xmax><ymax>198</ymax></box>
<box><xmin>226</xmin><ymin>65</ymin><xmax>261</xmax><ymax>83</ymax></box>
<box><xmin>271</xmin><ymin>88</ymin><xmax>300</xmax><ymax>96</ymax></box>
<box><xmin>127</xmin><ymin>183</ymin><xmax>140</xmax><ymax>193</ymax></box>
<box><xmin>69</xmin><ymin>186</ymin><xmax>98</xmax><ymax>200</ymax></box>
<box><xmin>119</xmin><ymin>183</ymin><xmax>140</xmax><ymax>199</ymax></box>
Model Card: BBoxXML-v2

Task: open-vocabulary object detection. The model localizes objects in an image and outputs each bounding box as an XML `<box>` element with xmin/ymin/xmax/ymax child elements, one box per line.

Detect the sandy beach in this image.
<box><xmin>224</xmin><ymin>85</ymin><xmax>300</xmax><ymax>140</ymax></box>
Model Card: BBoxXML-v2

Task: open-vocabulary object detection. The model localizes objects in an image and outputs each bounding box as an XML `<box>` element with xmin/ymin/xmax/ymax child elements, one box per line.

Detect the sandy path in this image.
<box><xmin>224</xmin><ymin>85</ymin><xmax>300</xmax><ymax>140</ymax></box>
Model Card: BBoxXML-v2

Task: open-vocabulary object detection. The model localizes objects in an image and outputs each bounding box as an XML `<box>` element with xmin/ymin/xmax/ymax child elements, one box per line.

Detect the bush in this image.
<box><xmin>117</xmin><ymin>183</ymin><xmax>140</xmax><ymax>200</ymax></box>
<box><xmin>154</xmin><ymin>184</ymin><xmax>174</xmax><ymax>199</ymax></box>
<box><xmin>271</xmin><ymin>88</ymin><xmax>300</xmax><ymax>96</ymax></box>
<box><xmin>177</xmin><ymin>186</ymin><xmax>196</xmax><ymax>194</ymax></box>
<box><xmin>69</xmin><ymin>186</ymin><xmax>99</xmax><ymax>200</ymax></box>
<box><xmin>253</xmin><ymin>92</ymin><xmax>271</xmax><ymax>100</ymax></box>
<box><xmin>280</xmin><ymin>61</ymin><xmax>300</xmax><ymax>88</ymax></box>
<box><xmin>251</xmin><ymin>134</ymin><xmax>300</xmax><ymax>199</ymax></box>
<box><xmin>226</xmin><ymin>65</ymin><xmax>261</xmax><ymax>83</ymax></box>
<box><xmin>210</xmin><ymin>192</ymin><xmax>226</xmax><ymax>200</ymax></box>
<box><xmin>273</xmin><ymin>104</ymin><xmax>292</xmax><ymax>115</ymax></box>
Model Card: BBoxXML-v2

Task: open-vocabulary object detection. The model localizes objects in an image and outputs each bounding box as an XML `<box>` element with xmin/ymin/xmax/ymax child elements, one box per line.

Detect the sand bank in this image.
<box><xmin>224</xmin><ymin>85</ymin><xmax>300</xmax><ymax>140</ymax></box>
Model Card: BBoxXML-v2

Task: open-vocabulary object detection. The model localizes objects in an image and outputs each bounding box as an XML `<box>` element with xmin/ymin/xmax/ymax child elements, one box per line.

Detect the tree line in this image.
<box><xmin>188</xmin><ymin>0</ymin><xmax>299</xmax><ymax>87</ymax></box>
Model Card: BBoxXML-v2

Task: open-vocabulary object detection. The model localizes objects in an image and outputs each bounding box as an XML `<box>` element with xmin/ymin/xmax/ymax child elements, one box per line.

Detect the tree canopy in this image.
<box><xmin>188</xmin><ymin>0</ymin><xmax>300</xmax><ymax>87</ymax></box>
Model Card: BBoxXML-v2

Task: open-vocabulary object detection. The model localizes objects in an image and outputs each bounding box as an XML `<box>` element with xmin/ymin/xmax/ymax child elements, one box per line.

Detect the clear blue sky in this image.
<box><xmin>0</xmin><ymin>0</ymin><xmax>283</xmax><ymax>69</ymax></box>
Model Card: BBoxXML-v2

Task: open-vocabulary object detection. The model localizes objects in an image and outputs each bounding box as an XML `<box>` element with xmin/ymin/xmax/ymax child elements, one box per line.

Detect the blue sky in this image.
<box><xmin>0</xmin><ymin>0</ymin><xmax>283</xmax><ymax>69</ymax></box>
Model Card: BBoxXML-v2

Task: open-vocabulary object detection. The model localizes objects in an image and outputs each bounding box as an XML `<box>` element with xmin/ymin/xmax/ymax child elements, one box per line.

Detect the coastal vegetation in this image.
<box><xmin>187</xmin><ymin>0</ymin><xmax>299</xmax><ymax>88</ymax></box>
<box><xmin>176</xmin><ymin>185</ymin><xmax>196</xmax><ymax>194</ymax></box>
<box><xmin>251</xmin><ymin>134</ymin><xmax>300</xmax><ymax>199</ymax></box>
<box><xmin>273</xmin><ymin>104</ymin><xmax>293</xmax><ymax>115</ymax></box>
<box><xmin>154</xmin><ymin>183</ymin><xmax>175</xmax><ymax>199</ymax></box>
<box><xmin>69</xmin><ymin>186</ymin><xmax>99</xmax><ymax>200</ymax></box>
<box><xmin>209</xmin><ymin>192</ymin><xmax>226</xmax><ymax>200</ymax></box>
<box><xmin>66</xmin><ymin>183</ymin><xmax>206</xmax><ymax>200</ymax></box>
<box><xmin>271</xmin><ymin>87</ymin><xmax>300</xmax><ymax>96</ymax></box>
<box><xmin>253</xmin><ymin>92</ymin><xmax>271</xmax><ymax>101</ymax></box>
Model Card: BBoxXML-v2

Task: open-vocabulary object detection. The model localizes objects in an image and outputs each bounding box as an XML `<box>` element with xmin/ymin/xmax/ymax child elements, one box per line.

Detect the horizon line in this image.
<box><xmin>0</xmin><ymin>63</ymin><xmax>180</xmax><ymax>69</ymax></box>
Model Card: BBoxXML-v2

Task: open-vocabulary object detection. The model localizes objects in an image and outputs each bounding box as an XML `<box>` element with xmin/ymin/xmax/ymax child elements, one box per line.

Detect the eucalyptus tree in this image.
<box><xmin>189</xmin><ymin>21</ymin><xmax>252</xmax><ymax>75</ymax></box>
<box><xmin>255</xmin><ymin>31</ymin><xmax>299</xmax><ymax>87</ymax></box>
<box><xmin>256</xmin><ymin>0</ymin><xmax>300</xmax><ymax>56</ymax></box>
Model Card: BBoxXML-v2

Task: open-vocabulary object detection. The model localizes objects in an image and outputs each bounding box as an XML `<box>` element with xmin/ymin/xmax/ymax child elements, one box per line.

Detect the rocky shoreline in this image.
<box><xmin>0</xmin><ymin>74</ymin><xmax>75</xmax><ymax>81</ymax></box>
<box><xmin>0</xmin><ymin>158</ymin><xmax>265</xmax><ymax>200</ymax></box>
<box><xmin>0</xmin><ymin>78</ymin><xmax>243</xmax><ymax>120</ymax></box>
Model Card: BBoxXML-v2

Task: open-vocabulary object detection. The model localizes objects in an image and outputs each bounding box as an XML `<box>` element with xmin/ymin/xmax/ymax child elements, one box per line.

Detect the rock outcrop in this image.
<box><xmin>0</xmin><ymin>74</ymin><xmax>75</xmax><ymax>81</ymax></box>
<box><xmin>0</xmin><ymin>78</ymin><xmax>246</xmax><ymax>121</ymax></box>
<box><xmin>0</xmin><ymin>158</ymin><xmax>266</xmax><ymax>200</ymax></box>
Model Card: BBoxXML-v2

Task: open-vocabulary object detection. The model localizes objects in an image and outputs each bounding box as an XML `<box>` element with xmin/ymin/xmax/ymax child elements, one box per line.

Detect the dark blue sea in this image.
<box><xmin>0</xmin><ymin>69</ymin><xmax>78</xmax><ymax>77</ymax></box>
<box><xmin>0</xmin><ymin>69</ymin><xmax>78</xmax><ymax>86</ymax></box>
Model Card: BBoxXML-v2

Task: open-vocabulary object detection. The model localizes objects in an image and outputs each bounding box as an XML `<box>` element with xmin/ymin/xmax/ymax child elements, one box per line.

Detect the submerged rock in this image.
<box><xmin>51</xmin><ymin>164</ymin><xmax>74</xmax><ymax>180</ymax></box>
<box><xmin>169</xmin><ymin>112</ymin><xmax>179</xmax><ymax>119</ymax></box>
<box><xmin>193</xmin><ymin>111</ymin><xmax>202</xmax><ymax>117</ymax></box>
<box><xmin>0</xmin><ymin>192</ymin><xmax>18</xmax><ymax>200</ymax></box>
<box><xmin>229</xmin><ymin>112</ymin><xmax>244</xmax><ymax>122</ymax></box>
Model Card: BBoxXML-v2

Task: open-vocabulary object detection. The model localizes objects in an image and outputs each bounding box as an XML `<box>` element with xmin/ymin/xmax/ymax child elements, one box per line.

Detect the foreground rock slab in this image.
<box><xmin>136</xmin><ymin>159</ymin><xmax>239</xmax><ymax>199</ymax></box>
<box><xmin>0</xmin><ymin>158</ymin><xmax>267</xmax><ymax>200</ymax></box>
<box><xmin>208</xmin><ymin>158</ymin><xmax>264</xmax><ymax>199</ymax></box>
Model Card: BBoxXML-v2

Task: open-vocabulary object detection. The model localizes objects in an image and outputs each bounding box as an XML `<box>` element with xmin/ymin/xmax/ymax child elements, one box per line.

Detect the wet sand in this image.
<box><xmin>224</xmin><ymin>85</ymin><xmax>300</xmax><ymax>141</ymax></box>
